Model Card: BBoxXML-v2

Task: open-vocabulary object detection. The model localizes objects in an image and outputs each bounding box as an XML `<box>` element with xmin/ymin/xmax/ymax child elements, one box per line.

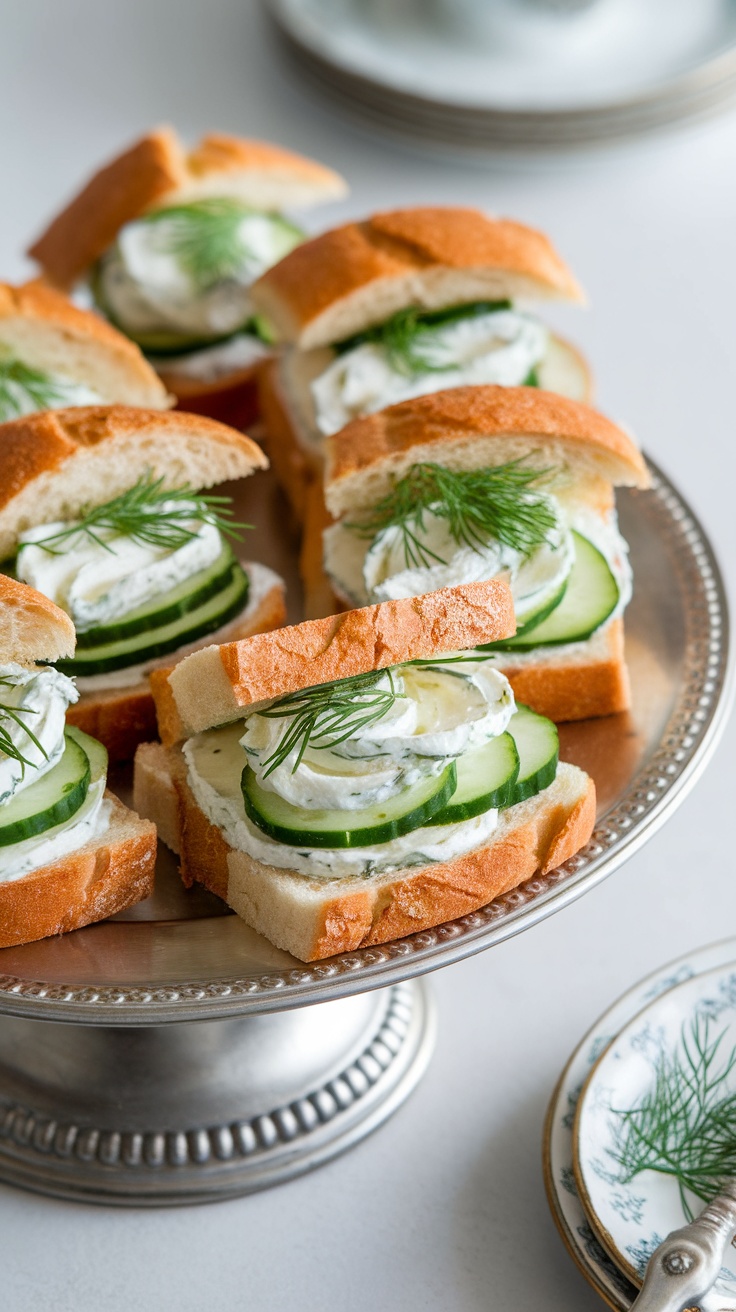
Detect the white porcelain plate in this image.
<box><xmin>544</xmin><ymin>938</ymin><xmax>736</xmax><ymax>1311</ymax></box>
<box><xmin>573</xmin><ymin>962</ymin><xmax>736</xmax><ymax>1310</ymax></box>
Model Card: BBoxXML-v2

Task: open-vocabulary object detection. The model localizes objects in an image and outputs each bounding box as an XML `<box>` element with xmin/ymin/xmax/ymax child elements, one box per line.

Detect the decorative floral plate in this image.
<box><xmin>573</xmin><ymin>960</ymin><xmax>736</xmax><ymax>1310</ymax></box>
<box><xmin>543</xmin><ymin>938</ymin><xmax>736</xmax><ymax>1311</ymax></box>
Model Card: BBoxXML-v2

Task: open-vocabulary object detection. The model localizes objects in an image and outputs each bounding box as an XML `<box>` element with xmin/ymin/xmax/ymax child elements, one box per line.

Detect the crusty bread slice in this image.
<box><xmin>0</xmin><ymin>791</ymin><xmax>156</xmax><ymax>949</ymax></box>
<box><xmin>0</xmin><ymin>573</ymin><xmax>75</xmax><ymax>665</ymax></box>
<box><xmin>150</xmin><ymin>578</ymin><xmax>515</xmax><ymax>745</ymax></box>
<box><xmin>158</xmin><ymin>359</ymin><xmax>263</xmax><ymax>432</ymax></box>
<box><xmin>134</xmin><ymin>740</ymin><xmax>595</xmax><ymax>962</ymax></box>
<box><xmin>0</xmin><ymin>405</ymin><xmax>267</xmax><ymax>560</ymax></box>
<box><xmin>68</xmin><ymin>563</ymin><xmax>287</xmax><ymax>762</ymax></box>
<box><xmin>251</xmin><ymin>207</ymin><xmax>584</xmax><ymax>350</ymax></box>
<box><xmin>0</xmin><ymin>281</ymin><xmax>170</xmax><ymax>410</ymax></box>
<box><xmin>325</xmin><ymin>384</ymin><xmax>649</xmax><ymax>519</ymax></box>
<box><xmin>28</xmin><ymin>127</ymin><xmax>348</xmax><ymax>290</ymax></box>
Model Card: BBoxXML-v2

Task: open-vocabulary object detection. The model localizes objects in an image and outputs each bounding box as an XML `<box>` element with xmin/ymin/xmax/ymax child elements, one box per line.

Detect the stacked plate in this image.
<box><xmin>267</xmin><ymin>0</ymin><xmax>736</xmax><ymax>150</ymax></box>
<box><xmin>545</xmin><ymin>939</ymin><xmax>736</xmax><ymax>1310</ymax></box>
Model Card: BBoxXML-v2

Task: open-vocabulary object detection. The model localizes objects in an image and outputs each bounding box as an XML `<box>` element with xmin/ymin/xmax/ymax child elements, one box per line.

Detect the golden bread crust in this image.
<box><xmin>154</xmin><ymin>579</ymin><xmax>516</xmax><ymax>743</ymax></box>
<box><xmin>325</xmin><ymin>385</ymin><xmax>649</xmax><ymax>513</ymax></box>
<box><xmin>28</xmin><ymin>128</ymin><xmax>346</xmax><ymax>289</ymax></box>
<box><xmin>0</xmin><ymin>792</ymin><xmax>156</xmax><ymax>949</ymax></box>
<box><xmin>258</xmin><ymin>358</ymin><xmax>320</xmax><ymax>521</ymax></box>
<box><xmin>500</xmin><ymin>618</ymin><xmax>630</xmax><ymax>721</ymax></box>
<box><xmin>252</xmin><ymin>207</ymin><xmax>583</xmax><ymax>346</ymax></box>
<box><xmin>0</xmin><ymin>574</ymin><xmax>76</xmax><ymax>664</ymax></box>
<box><xmin>28</xmin><ymin>129</ymin><xmax>186</xmax><ymax>288</ymax></box>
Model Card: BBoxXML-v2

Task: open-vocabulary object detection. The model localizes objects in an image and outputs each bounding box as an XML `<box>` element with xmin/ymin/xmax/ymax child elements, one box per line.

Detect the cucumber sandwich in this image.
<box><xmin>0</xmin><ymin>574</ymin><xmax>156</xmax><ymax>947</ymax></box>
<box><xmin>249</xmin><ymin>205</ymin><xmax>590</xmax><ymax>531</ymax></box>
<box><xmin>27</xmin><ymin>128</ymin><xmax>347</xmax><ymax>428</ymax></box>
<box><xmin>320</xmin><ymin>385</ymin><xmax>650</xmax><ymax>723</ymax></box>
<box><xmin>0</xmin><ymin>405</ymin><xmax>286</xmax><ymax>762</ymax></box>
<box><xmin>134</xmin><ymin>580</ymin><xmax>596</xmax><ymax>962</ymax></box>
<box><xmin>0</xmin><ymin>279</ymin><xmax>169</xmax><ymax>424</ymax></box>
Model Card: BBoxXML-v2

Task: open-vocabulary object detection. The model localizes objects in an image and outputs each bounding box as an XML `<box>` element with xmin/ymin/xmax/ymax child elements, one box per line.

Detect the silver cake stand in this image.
<box><xmin>0</xmin><ymin>458</ymin><xmax>729</xmax><ymax>1205</ymax></box>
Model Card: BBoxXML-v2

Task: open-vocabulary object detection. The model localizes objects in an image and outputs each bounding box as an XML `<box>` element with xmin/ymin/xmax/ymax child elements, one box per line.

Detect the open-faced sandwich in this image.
<box><xmin>27</xmin><ymin>127</ymin><xmax>348</xmax><ymax>427</ymax></box>
<box><xmin>0</xmin><ymin>406</ymin><xmax>286</xmax><ymax>761</ymax></box>
<box><xmin>319</xmin><ymin>386</ymin><xmax>650</xmax><ymax>722</ymax></box>
<box><xmin>0</xmin><ymin>575</ymin><xmax>156</xmax><ymax>948</ymax></box>
<box><xmin>252</xmin><ymin>205</ymin><xmax>589</xmax><ymax>522</ymax></box>
<box><xmin>134</xmin><ymin>581</ymin><xmax>596</xmax><ymax>962</ymax></box>
<box><xmin>0</xmin><ymin>279</ymin><xmax>170</xmax><ymax>422</ymax></box>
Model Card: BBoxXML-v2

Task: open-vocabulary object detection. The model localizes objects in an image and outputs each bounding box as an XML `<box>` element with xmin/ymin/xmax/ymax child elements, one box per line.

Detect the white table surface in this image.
<box><xmin>2</xmin><ymin>3</ymin><xmax>735</xmax><ymax>1309</ymax></box>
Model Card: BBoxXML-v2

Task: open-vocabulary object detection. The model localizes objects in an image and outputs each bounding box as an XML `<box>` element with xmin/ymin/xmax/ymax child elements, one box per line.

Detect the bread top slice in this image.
<box><xmin>151</xmin><ymin>578</ymin><xmax>515</xmax><ymax>744</ymax></box>
<box><xmin>324</xmin><ymin>385</ymin><xmax>649</xmax><ymax>519</ymax></box>
<box><xmin>0</xmin><ymin>574</ymin><xmax>75</xmax><ymax>665</ymax></box>
<box><xmin>250</xmin><ymin>207</ymin><xmax>584</xmax><ymax>350</ymax></box>
<box><xmin>0</xmin><ymin>405</ymin><xmax>267</xmax><ymax>560</ymax></box>
<box><xmin>28</xmin><ymin>127</ymin><xmax>349</xmax><ymax>290</ymax></box>
<box><xmin>0</xmin><ymin>281</ymin><xmax>170</xmax><ymax>409</ymax></box>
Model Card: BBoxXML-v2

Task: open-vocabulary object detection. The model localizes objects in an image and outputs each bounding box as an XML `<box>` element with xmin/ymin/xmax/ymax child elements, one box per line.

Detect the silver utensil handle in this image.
<box><xmin>630</xmin><ymin>1183</ymin><xmax>736</xmax><ymax>1312</ymax></box>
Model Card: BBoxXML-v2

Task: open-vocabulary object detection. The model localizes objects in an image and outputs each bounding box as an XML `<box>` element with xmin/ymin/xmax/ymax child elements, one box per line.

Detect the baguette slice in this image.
<box><xmin>0</xmin><ymin>573</ymin><xmax>75</xmax><ymax>665</ymax></box>
<box><xmin>0</xmin><ymin>404</ymin><xmax>267</xmax><ymax>561</ymax></box>
<box><xmin>134</xmin><ymin>741</ymin><xmax>595</xmax><ymax>962</ymax></box>
<box><xmin>0</xmin><ymin>792</ymin><xmax>156</xmax><ymax>950</ymax></box>
<box><xmin>0</xmin><ymin>281</ymin><xmax>170</xmax><ymax>410</ymax></box>
<box><xmin>150</xmin><ymin>578</ymin><xmax>516</xmax><ymax>744</ymax></box>
<box><xmin>251</xmin><ymin>206</ymin><xmax>584</xmax><ymax>350</ymax></box>
<box><xmin>28</xmin><ymin>127</ymin><xmax>348</xmax><ymax>291</ymax></box>
<box><xmin>68</xmin><ymin>562</ymin><xmax>287</xmax><ymax>763</ymax></box>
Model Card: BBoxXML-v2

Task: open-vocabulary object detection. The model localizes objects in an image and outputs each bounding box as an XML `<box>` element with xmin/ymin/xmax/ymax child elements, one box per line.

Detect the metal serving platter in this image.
<box><xmin>0</xmin><ymin>457</ymin><xmax>730</xmax><ymax>1025</ymax></box>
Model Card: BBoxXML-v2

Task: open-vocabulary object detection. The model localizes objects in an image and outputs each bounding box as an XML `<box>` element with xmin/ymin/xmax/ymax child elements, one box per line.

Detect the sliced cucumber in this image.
<box><xmin>241</xmin><ymin>762</ymin><xmax>457</xmax><ymax>849</ymax></box>
<box><xmin>427</xmin><ymin>732</ymin><xmax>519</xmax><ymax>826</ymax></box>
<box><xmin>506</xmin><ymin>704</ymin><xmax>559</xmax><ymax>804</ymax></box>
<box><xmin>514</xmin><ymin>576</ymin><xmax>568</xmax><ymax>637</ymax></box>
<box><xmin>0</xmin><ymin>730</ymin><xmax>90</xmax><ymax>847</ymax></box>
<box><xmin>483</xmin><ymin>533</ymin><xmax>619</xmax><ymax>651</ymax></box>
<box><xmin>55</xmin><ymin>564</ymin><xmax>249</xmax><ymax>676</ymax></box>
<box><xmin>74</xmin><ymin>542</ymin><xmax>236</xmax><ymax>648</ymax></box>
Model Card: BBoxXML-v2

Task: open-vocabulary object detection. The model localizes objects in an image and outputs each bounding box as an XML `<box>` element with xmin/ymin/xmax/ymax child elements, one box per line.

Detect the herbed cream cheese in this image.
<box><xmin>18</xmin><ymin>512</ymin><xmax>223</xmax><ymax>633</ymax></box>
<box><xmin>325</xmin><ymin>499</ymin><xmax>631</xmax><ymax>634</ymax></box>
<box><xmin>97</xmin><ymin>208</ymin><xmax>300</xmax><ymax>341</ymax></box>
<box><xmin>0</xmin><ymin>664</ymin><xmax>78</xmax><ymax>804</ymax></box>
<box><xmin>0</xmin><ymin>786</ymin><xmax>111</xmax><ymax>883</ymax></box>
<box><xmin>0</xmin><ymin>357</ymin><xmax>103</xmax><ymax>422</ymax></box>
<box><xmin>184</xmin><ymin>723</ymin><xmax>500</xmax><ymax>881</ymax></box>
<box><xmin>311</xmin><ymin>308</ymin><xmax>548</xmax><ymax>437</ymax></box>
<box><xmin>157</xmin><ymin>332</ymin><xmax>270</xmax><ymax>383</ymax></box>
<box><xmin>184</xmin><ymin>662</ymin><xmax>515</xmax><ymax>880</ymax></box>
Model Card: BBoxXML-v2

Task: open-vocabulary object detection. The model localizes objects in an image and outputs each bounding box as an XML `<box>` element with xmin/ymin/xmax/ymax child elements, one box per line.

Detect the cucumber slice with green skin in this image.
<box><xmin>505</xmin><ymin>704</ymin><xmax>559</xmax><ymax>805</ymax></box>
<box><xmin>0</xmin><ymin>730</ymin><xmax>90</xmax><ymax>847</ymax></box>
<box><xmin>481</xmin><ymin>533</ymin><xmax>619</xmax><ymax>652</ymax></box>
<box><xmin>55</xmin><ymin>563</ymin><xmax>249</xmax><ymax>676</ymax></box>
<box><xmin>514</xmin><ymin>576</ymin><xmax>569</xmax><ymax>637</ymax></box>
<box><xmin>70</xmin><ymin>542</ymin><xmax>236</xmax><ymax>648</ymax></box>
<box><xmin>241</xmin><ymin>761</ymin><xmax>457</xmax><ymax>849</ymax></box>
<box><xmin>427</xmin><ymin>731</ymin><xmax>519</xmax><ymax>826</ymax></box>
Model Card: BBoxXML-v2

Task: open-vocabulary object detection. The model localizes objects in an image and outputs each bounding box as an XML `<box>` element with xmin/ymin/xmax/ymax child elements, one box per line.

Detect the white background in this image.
<box><xmin>2</xmin><ymin>3</ymin><xmax>735</xmax><ymax>1309</ymax></box>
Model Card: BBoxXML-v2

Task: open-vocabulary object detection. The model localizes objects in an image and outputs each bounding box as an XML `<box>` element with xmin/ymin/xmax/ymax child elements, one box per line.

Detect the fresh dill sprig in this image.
<box><xmin>611</xmin><ymin>1016</ymin><xmax>736</xmax><ymax>1221</ymax></box>
<box><xmin>347</xmin><ymin>459</ymin><xmax>558</xmax><ymax>570</ymax></box>
<box><xmin>259</xmin><ymin>669</ymin><xmax>401</xmax><ymax>777</ymax></box>
<box><xmin>144</xmin><ymin>199</ymin><xmax>254</xmax><ymax>290</ymax></box>
<box><xmin>335</xmin><ymin>300</ymin><xmax>512</xmax><ymax>378</ymax></box>
<box><xmin>29</xmin><ymin>473</ymin><xmax>250</xmax><ymax>556</ymax></box>
<box><xmin>0</xmin><ymin>678</ymin><xmax>47</xmax><ymax>778</ymax></box>
<box><xmin>0</xmin><ymin>358</ymin><xmax>83</xmax><ymax>422</ymax></box>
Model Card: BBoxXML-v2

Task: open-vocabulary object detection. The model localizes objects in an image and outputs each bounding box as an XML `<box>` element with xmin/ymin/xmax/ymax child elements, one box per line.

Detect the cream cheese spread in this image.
<box><xmin>18</xmin><ymin>511</ymin><xmax>223</xmax><ymax>633</ymax></box>
<box><xmin>157</xmin><ymin>332</ymin><xmax>270</xmax><ymax>383</ymax></box>
<box><xmin>0</xmin><ymin>664</ymin><xmax>78</xmax><ymax>803</ymax></box>
<box><xmin>0</xmin><ymin>357</ymin><xmax>103</xmax><ymax>422</ymax></box>
<box><xmin>312</xmin><ymin>308</ymin><xmax>548</xmax><ymax>437</ymax></box>
<box><xmin>0</xmin><ymin>786</ymin><xmax>111</xmax><ymax>883</ymax></box>
<box><xmin>184</xmin><ymin>662</ymin><xmax>515</xmax><ymax>880</ymax></box>
<box><xmin>98</xmin><ymin>208</ymin><xmax>300</xmax><ymax>342</ymax></box>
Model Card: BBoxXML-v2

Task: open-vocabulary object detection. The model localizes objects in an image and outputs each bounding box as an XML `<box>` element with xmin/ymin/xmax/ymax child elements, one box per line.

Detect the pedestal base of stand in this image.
<box><xmin>0</xmin><ymin>980</ymin><xmax>434</xmax><ymax>1205</ymax></box>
